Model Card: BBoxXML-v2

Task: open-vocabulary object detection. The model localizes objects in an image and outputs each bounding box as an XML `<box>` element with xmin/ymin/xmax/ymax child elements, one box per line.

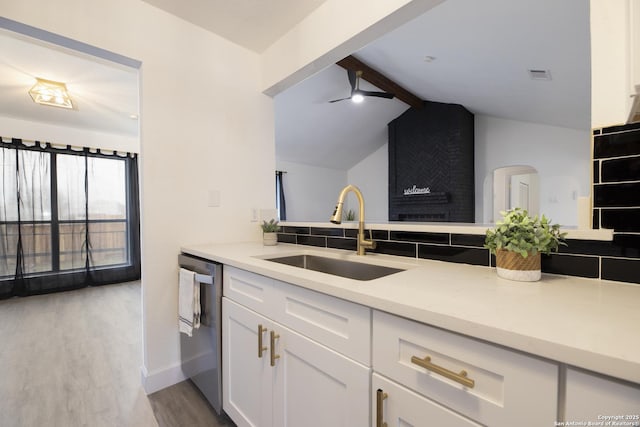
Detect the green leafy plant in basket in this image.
<box><xmin>484</xmin><ymin>208</ymin><xmax>567</xmax><ymax>257</ymax></box>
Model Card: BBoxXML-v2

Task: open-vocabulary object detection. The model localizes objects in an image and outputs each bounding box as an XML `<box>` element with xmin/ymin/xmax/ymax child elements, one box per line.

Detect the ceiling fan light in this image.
<box><xmin>29</xmin><ymin>78</ymin><xmax>74</xmax><ymax>109</ymax></box>
<box><xmin>352</xmin><ymin>93</ymin><xmax>364</xmax><ymax>103</ymax></box>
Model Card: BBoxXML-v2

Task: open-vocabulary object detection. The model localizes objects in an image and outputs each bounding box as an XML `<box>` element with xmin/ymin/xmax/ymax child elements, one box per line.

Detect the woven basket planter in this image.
<box><xmin>495</xmin><ymin>249</ymin><xmax>541</xmax><ymax>281</ymax></box>
<box><xmin>263</xmin><ymin>232</ymin><xmax>278</xmax><ymax>246</ymax></box>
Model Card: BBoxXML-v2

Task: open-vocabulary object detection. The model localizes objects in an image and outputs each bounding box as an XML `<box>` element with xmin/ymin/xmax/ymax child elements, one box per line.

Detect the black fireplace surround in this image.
<box><xmin>388</xmin><ymin>101</ymin><xmax>474</xmax><ymax>222</ymax></box>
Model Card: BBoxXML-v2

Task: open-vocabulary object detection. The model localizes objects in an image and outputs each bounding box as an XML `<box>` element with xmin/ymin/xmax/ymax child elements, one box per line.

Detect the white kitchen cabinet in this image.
<box><xmin>222</xmin><ymin>266</ymin><xmax>371</xmax><ymax>427</ymax></box>
<box><xmin>272</xmin><ymin>317</ymin><xmax>370</xmax><ymax>427</ymax></box>
<box><xmin>372</xmin><ymin>373</ymin><xmax>481</xmax><ymax>427</ymax></box>
<box><xmin>564</xmin><ymin>367</ymin><xmax>640</xmax><ymax>423</ymax></box>
<box><xmin>222</xmin><ymin>297</ymin><xmax>273</xmax><ymax>427</ymax></box>
<box><xmin>223</xmin><ymin>266</ymin><xmax>278</xmax><ymax>319</ymax></box>
<box><xmin>372</xmin><ymin>310</ymin><xmax>558</xmax><ymax>427</ymax></box>
<box><xmin>223</xmin><ymin>266</ymin><xmax>371</xmax><ymax>364</ymax></box>
<box><xmin>271</xmin><ymin>276</ymin><xmax>371</xmax><ymax>365</ymax></box>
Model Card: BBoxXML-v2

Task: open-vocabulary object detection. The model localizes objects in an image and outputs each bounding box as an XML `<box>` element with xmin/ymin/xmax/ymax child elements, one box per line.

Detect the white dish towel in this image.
<box><xmin>179</xmin><ymin>268</ymin><xmax>201</xmax><ymax>336</ymax></box>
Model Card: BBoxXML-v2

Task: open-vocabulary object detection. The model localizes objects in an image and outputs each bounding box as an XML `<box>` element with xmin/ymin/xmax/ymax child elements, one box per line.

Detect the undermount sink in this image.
<box><xmin>264</xmin><ymin>254</ymin><xmax>404</xmax><ymax>281</ymax></box>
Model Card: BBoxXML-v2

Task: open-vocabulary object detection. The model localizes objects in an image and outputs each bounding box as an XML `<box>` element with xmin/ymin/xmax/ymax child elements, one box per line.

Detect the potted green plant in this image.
<box><xmin>261</xmin><ymin>219</ymin><xmax>280</xmax><ymax>246</ymax></box>
<box><xmin>344</xmin><ymin>209</ymin><xmax>356</xmax><ymax>221</ymax></box>
<box><xmin>484</xmin><ymin>208</ymin><xmax>567</xmax><ymax>281</ymax></box>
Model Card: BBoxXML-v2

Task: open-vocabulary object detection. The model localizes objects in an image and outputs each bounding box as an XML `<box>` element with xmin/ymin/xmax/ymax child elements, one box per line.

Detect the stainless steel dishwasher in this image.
<box><xmin>178</xmin><ymin>253</ymin><xmax>223</xmax><ymax>415</ymax></box>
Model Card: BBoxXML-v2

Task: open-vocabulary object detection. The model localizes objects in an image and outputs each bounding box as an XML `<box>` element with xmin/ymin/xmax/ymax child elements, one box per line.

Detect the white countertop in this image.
<box><xmin>182</xmin><ymin>242</ymin><xmax>640</xmax><ymax>383</ymax></box>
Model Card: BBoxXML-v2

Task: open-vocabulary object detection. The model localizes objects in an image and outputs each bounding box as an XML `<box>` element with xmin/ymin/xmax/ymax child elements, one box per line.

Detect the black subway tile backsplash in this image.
<box><xmin>594</xmin><ymin>130</ymin><xmax>640</xmax><ymax>158</ymax></box>
<box><xmin>310</xmin><ymin>227</ymin><xmax>344</xmax><ymax>237</ymax></box>
<box><xmin>594</xmin><ymin>182</ymin><xmax>640</xmax><ymax>207</ymax></box>
<box><xmin>283</xmin><ymin>226</ymin><xmax>310</xmax><ymax>235</ymax></box>
<box><xmin>327</xmin><ymin>237</ymin><xmax>357</xmax><ymax>251</ymax></box>
<box><xmin>601</xmin><ymin>257</ymin><xmax>640</xmax><ymax>284</ymax></box>
<box><xmin>559</xmin><ymin>235</ymin><xmax>640</xmax><ymax>259</ymax></box>
<box><xmin>280</xmin><ymin>212</ymin><xmax>639</xmax><ymax>284</ymax></box>
<box><xmin>296</xmin><ymin>235</ymin><xmax>326</xmax><ymax>247</ymax></box>
<box><xmin>601</xmin><ymin>156</ymin><xmax>640</xmax><ymax>182</ymax></box>
<box><xmin>610</xmin><ymin>234</ymin><xmax>640</xmax><ymax>258</ymax></box>
<box><xmin>541</xmin><ymin>254</ymin><xmax>599</xmax><ymax>279</ymax></box>
<box><xmin>600</xmin><ymin>208</ymin><xmax>640</xmax><ymax>232</ymax></box>
<box><xmin>451</xmin><ymin>233</ymin><xmax>487</xmax><ymax>247</ymax></box>
<box><xmin>418</xmin><ymin>245</ymin><xmax>489</xmax><ymax>266</ymax></box>
<box><xmin>277</xmin><ymin>233</ymin><xmax>296</xmax><ymax>244</ymax></box>
<box><xmin>344</xmin><ymin>229</ymin><xmax>388</xmax><ymax>240</ymax></box>
<box><xmin>372</xmin><ymin>229</ymin><xmax>390</xmax><ymax>240</ymax></box>
<box><xmin>390</xmin><ymin>231</ymin><xmax>449</xmax><ymax>244</ymax></box>
<box><xmin>600</xmin><ymin>122</ymin><xmax>640</xmax><ymax>135</ymax></box>
<box><xmin>588</xmin><ymin>124</ymin><xmax>640</xmax><ymax>284</ymax></box>
<box><xmin>372</xmin><ymin>240</ymin><xmax>417</xmax><ymax>258</ymax></box>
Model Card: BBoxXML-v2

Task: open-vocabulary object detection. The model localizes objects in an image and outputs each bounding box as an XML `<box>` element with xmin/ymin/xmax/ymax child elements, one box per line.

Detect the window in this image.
<box><xmin>0</xmin><ymin>139</ymin><xmax>140</xmax><ymax>298</ymax></box>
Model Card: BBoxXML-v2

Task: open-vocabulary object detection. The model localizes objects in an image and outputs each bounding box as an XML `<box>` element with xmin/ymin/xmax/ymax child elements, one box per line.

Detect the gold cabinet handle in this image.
<box><xmin>258</xmin><ymin>324</ymin><xmax>268</xmax><ymax>358</ymax></box>
<box><xmin>376</xmin><ymin>389</ymin><xmax>388</xmax><ymax>427</ymax></box>
<box><xmin>270</xmin><ymin>330</ymin><xmax>280</xmax><ymax>366</ymax></box>
<box><xmin>411</xmin><ymin>355</ymin><xmax>475</xmax><ymax>388</ymax></box>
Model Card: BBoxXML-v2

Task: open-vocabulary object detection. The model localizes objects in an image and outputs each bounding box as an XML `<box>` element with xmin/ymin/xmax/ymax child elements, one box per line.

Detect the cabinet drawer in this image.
<box><xmin>373</xmin><ymin>373</ymin><xmax>481</xmax><ymax>427</ymax></box>
<box><xmin>565</xmin><ymin>367</ymin><xmax>640</xmax><ymax>420</ymax></box>
<box><xmin>223</xmin><ymin>266</ymin><xmax>276</xmax><ymax>318</ymax></box>
<box><xmin>272</xmin><ymin>279</ymin><xmax>371</xmax><ymax>365</ymax></box>
<box><xmin>373</xmin><ymin>310</ymin><xmax>558</xmax><ymax>426</ymax></box>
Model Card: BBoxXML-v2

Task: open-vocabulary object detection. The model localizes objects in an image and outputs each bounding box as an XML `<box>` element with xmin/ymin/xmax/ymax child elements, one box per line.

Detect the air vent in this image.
<box><xmin>528</xmin><ymin>69</ymin><xmax>552</xmax><ymax>81</ymax></box>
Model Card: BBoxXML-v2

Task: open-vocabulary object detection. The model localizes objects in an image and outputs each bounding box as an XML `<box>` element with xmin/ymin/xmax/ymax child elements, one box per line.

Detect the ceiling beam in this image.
<box><xmin>336</xmin><ymin>55</ymin><xmax>423</xmax><ymax>109</ymax></box>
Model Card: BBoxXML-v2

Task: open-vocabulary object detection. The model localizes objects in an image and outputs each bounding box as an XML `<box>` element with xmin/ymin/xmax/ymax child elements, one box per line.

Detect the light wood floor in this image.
<box><xmin>0</xmin><ymin>282</ymin><xmax>232</xmax><ymax>427</ymax></box>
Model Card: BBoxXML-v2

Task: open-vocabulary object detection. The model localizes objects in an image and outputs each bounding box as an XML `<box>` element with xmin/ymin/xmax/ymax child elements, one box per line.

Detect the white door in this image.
<box><xmin>272</xmin><ymin>323</ymin><xmax>371</xmax><ymax>427</ymax></box>
<box><xmin>222</xmin><ymin>298</ymin><xmax>274</xmax><ymax>427</ymax></box>
<box><xmin>372</xmin><ymin>373</ymin><xmax>482</xmax><ymax>427</ymax></box>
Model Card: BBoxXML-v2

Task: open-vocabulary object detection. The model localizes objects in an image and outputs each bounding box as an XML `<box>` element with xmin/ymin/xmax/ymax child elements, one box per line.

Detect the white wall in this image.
<box><xmin>277</xmin><ymin>160</ymin><xmax>346</xmax><ymax>222</ymax></box>
<box><xmin>475</xmin><ymin>115</ymin><xmax>591</xmax><ymax>226</ymax></box>
<box><xmin>590</xmin><ymin>0</ymin><xmax>638</xmax><ymax>127</ymax></box>
<box><xmin>633</xmin><ymin>1</ymin><xmax>640</xmax><ymax>92</ymax></box>
<box><xmin>326</xmin><ymin>116</ymin><xmax>590</xmax><ymax>227</ymax></box>
<box><xmin>0</xmin><ymin>115</ymin><xmax>139</xmax><ymax>153</ymax></box>
<box><xmin>347</xmin><ymin>144</ymin><xmax>388</xmax><ymax>222</ymax></box>
<box><xmin>280</xmin><ymin>144</ymin><xmax>388</xmax><ymax>223</ymax></box>
<box><xmin>1</xmin><ymin>0</ymin><xmax>274</xmax><ymax>393</ymax></box>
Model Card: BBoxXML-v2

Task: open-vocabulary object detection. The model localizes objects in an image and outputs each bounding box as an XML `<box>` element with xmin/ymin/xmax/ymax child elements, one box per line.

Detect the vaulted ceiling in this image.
<box><xmin>275</xmin><ymin>0</ymin><xmax>591</xmax><ymax>170</ymax></box>
<box><xmin>0</xmin><ymin>0</ymin><xmax>591</xmax><ymax>172</ymax></box>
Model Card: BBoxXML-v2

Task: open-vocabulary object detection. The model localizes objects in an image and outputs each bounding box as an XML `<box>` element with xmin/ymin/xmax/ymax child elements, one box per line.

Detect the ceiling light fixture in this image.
<box><xmin>351</xmin><ymin>92</ymin><xmax>365</xmax><ymax>103</ymax></box>
<box><xmin>29</xmin><ymin>78</ymin><xmax>74</xmax><ymax>109</ymax></box>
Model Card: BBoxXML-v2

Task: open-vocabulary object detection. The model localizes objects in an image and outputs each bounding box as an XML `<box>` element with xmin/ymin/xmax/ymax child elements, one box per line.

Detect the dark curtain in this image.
<box><xmin>276</xmin><ymin>170</ymin><xmax>287</xmax><ymax>221</ymax></box>
<box><xmin>0</xmin><ymin>138</ymin><xmax>141</xmax><ymax>299</ymax></box>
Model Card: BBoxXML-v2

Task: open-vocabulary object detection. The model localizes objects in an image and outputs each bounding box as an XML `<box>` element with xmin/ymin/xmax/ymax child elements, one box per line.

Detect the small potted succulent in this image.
<box><xmin>261</xmin><ymin>219</ymin><xmax>280</xmax><ymax>246</ymax></box>
<box><xmin>484</xmin><ymin>208</ymin><xmax>567</xmax><ymax>281</ymax></box>
<box><xmin>344</xmin><ymin>209</ymin><xmax>356</xmax><ymax>221</ymax></box>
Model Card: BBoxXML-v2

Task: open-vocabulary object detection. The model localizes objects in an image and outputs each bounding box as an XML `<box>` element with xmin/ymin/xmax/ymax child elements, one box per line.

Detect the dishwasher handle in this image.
<box><xmin>195</xmin><ymin>273</ymin><xmax>213</xmax><ymax>285</ymax></box>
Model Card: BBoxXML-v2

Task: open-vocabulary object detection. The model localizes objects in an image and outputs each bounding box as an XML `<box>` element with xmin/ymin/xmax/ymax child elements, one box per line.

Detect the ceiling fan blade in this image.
<box><xmin>328</xmin><ymin>96</ymin><xmax>351</xmax><ymax>103</ymax></box>
<box><xmin>361</xmin><ymin>90</ymin><xmax>395</xmax><ymax>99</ymax></box>
<box><xmin>347</xmin><ymin>69</ymin><xmax>357</xmax><ymax>92</ymax></box>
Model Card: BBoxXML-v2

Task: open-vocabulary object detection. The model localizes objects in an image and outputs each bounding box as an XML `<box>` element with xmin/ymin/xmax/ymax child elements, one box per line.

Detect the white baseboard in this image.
<box><xmin>140</xmin><ymin>362</ymin><xmax>188</xmax><ymax>395</ymax></box>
